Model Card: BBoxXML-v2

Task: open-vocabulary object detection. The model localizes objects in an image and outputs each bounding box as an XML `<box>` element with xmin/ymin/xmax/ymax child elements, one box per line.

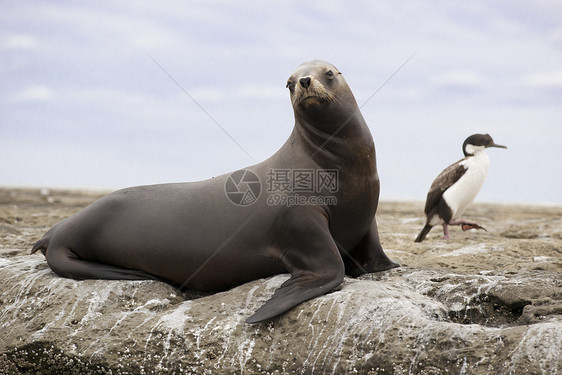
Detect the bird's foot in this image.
<box><xmin>450</xmin><ymin>220</ymin><xmax>487</xmax><ymax>232</ymax></box>
<box><xmin>440</xmin><ymin>235</ymin><xmax>450</xmax><ymax>240</ymax></box>
<box><xmin>460</xmin><ymin>223</ymin><xmax>487</xmax><ymax>232</ymax></box>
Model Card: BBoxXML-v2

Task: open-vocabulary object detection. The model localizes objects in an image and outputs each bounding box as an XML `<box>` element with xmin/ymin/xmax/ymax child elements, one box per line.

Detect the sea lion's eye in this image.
<box><xmin>286</xmin><ymin>80</ymin><xmax>293</xmax><ymax>89</ymax></box>
<box><xmin>326</xmin><ymin>70</ymin><xmax>334</xmax><ymax>78</ymax></box>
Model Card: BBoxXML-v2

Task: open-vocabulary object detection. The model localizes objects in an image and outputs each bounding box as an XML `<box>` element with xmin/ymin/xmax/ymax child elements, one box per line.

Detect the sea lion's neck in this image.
<box><xmin>291</xmin><ymin>112</ymin><xmax>376</xmax><ymax>171</ymax></box>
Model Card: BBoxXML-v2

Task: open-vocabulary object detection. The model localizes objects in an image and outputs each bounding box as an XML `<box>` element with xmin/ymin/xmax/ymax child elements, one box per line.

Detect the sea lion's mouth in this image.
<box><xmin>300</xmin><ymin>96</ymin><xmax>325</xmax><ymax>107</ymax></box>
<box><xmin>291</xmin><ymin>80</ymin><xmax>335</xmax><ymax>109</ymax></box>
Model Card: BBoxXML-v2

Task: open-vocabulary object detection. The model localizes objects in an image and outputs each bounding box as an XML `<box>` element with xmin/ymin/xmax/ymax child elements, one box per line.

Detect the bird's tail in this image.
<box><xmin>415</xmin><ymin>224</ymin><xmax>432</xmax><ymax>243</ymax></box>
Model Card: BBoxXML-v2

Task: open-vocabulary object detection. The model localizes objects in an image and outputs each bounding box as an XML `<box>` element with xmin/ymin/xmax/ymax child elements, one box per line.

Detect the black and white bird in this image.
<box><xmin>415</xmin><ymin>134</ymin><xmax>506</xmax><ymax>243</ymax></box>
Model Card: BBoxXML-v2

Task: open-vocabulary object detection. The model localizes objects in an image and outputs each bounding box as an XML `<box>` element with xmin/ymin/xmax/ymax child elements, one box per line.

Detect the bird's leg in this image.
<box><xmin>449</xmin><ymin>219</ymin><xmax>487</xmax><ymax>232</ymax></box>
<box><xmin>441</xmin><ymin>223</ymin><xmax>450</xmax><ymax>239</ymax></box>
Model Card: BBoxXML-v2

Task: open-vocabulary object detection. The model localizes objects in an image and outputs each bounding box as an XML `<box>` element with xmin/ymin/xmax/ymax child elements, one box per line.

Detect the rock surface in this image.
<box><xmin>0</xmin><ymin>188</ymin><xmax>561</xmax><ymax>374</ymax></box>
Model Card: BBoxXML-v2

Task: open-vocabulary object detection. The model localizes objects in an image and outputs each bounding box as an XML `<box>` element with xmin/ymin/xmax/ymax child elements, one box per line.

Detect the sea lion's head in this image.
<box><xmin>287</xmin><ymin>60</ymin><xmax>358</xmax><ymax>124</ymax></box>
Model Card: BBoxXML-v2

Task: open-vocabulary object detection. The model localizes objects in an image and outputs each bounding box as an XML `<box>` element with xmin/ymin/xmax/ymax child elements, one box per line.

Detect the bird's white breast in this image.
<box><xmin>442</xmin><ymin>151</ymin><xmax>489</xmax><ymax>219</ymax></box>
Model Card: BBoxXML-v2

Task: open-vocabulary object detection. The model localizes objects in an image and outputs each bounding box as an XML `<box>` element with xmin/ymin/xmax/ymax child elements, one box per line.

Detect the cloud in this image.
<box><xmin>521</xmin><ymin>70</ymin><xmax>562</xmax><ymax>89</ymax></box>
<box><xmin>13</xmin><ymin>86</ymin><xmax>53</xmax><ymax>102</ymax></box>
<box><xmin>0</xmin><ymin>34</ymin><xmax>37</xmax><ymax>50</ymax></box>
<box><xmin>431</xmin><ymin>70</ymin><xmax>489</xmax><ymax>90</ymax></box>
<box><xmin>160</xmin><ymin>85</ymin><xmax>285</xmax><ymax>103</ymax></box>
<box><xmin>234</xmin><ymin>86</ymin><xmax>285</xmax><ymax>100</ymax></box>
<box><xmin>552</xmin><ymin>27</ymin><xmax>562</xmax><ymax>47</ymax></box>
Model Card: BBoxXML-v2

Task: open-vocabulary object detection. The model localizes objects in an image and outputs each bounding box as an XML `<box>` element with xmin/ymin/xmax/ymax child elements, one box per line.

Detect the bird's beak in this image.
<box><xmin>488</xmin><ymin>143</ymin><xmax>507</xmax><ymax>149</ymax></box>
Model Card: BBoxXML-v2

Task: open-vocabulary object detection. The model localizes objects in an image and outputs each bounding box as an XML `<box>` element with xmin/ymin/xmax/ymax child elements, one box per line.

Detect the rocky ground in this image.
<box><xmin>0</xmin><ymin>188</ymin><xmax>560</xmax><ymax>374</ymax></box>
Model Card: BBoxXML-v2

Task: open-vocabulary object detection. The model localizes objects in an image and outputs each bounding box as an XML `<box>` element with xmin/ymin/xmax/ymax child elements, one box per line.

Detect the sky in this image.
<box><xmin>1</xmin><ymin>1</ymin><xmax>561</xmax><ymax>203</ymax></box>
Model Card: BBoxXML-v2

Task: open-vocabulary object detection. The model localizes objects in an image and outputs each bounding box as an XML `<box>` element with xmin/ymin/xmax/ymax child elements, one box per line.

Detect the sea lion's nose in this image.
<box><xmin>299</xmin><ymin>77</ymin><xmax>311</xmax><ymax>89</ymax></box>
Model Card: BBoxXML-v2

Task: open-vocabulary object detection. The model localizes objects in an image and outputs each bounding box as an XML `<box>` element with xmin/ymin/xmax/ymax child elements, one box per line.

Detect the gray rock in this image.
<box><xmin>1</xmin><ymin>256</ymin><xmax>560</xmax><ymax>375</ymax></box>
<box><xmin>1</xmin><ymin>189</ymin><xmax>561</xmax><ymax>374</ymax></box>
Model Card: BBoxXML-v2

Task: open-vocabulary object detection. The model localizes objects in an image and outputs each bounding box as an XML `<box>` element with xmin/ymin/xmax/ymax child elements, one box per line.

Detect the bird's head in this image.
<box><xmin>463</xmin><ymin>134</ymin><xmax>507</xmax><ymax>156</ymax></box>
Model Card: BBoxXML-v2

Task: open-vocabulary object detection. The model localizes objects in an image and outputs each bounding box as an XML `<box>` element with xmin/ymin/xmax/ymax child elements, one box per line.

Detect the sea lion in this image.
<box><xmin>31</xmin><ymin>60</ymin><xmax>399</xmax><ymax>323</ymax></box>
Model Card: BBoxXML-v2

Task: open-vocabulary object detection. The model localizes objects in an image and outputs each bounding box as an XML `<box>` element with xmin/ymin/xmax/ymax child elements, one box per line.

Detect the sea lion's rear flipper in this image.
<box><xmin>43</xmin><ymin>244</ymin><xmax>157</xmax><ymax>281</ymax></box>
<box><xmin>344</xmin><ymin>218</ymin><xmax>400</xmax><ymax>276</ymax></box>
<box><xmin>246</xmin><ymin>212</ymin><xmax>344</xmax><ymax>323</ymax></box>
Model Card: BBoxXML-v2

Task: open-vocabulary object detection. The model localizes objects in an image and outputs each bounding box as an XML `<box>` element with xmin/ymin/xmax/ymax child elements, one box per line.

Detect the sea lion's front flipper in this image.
<box><xmin>246</xmin><ymin>211</ymin><xmax>344</xmax><ymax>323</ymax></box>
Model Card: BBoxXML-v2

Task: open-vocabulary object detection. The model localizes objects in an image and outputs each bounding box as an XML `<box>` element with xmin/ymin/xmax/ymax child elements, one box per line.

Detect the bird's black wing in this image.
<box><xmin>424</xmin><ymin>158</ymin><xmax>469</xmax><ymax>215</ymax></box>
